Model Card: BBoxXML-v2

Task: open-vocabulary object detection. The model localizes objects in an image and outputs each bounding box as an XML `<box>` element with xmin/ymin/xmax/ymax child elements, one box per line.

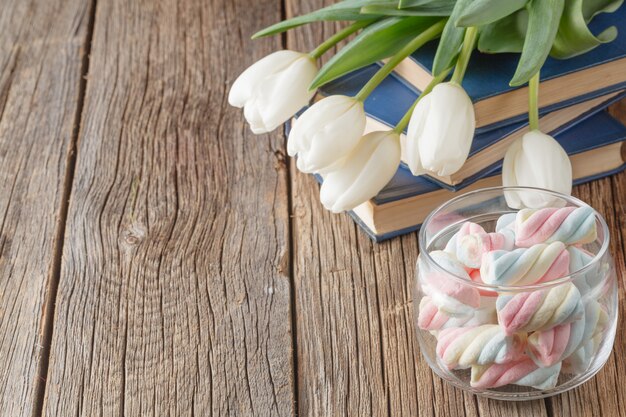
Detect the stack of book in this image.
<box><xmin>303</xmin><ymin>8</ymin><xmax>626</xmax><ymax>242</ymax></box>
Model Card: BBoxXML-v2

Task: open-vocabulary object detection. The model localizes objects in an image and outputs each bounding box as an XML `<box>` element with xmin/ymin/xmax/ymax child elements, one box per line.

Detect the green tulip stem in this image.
<box><xmin>528</xmin><ymin>71</ymin><xmax>540</xmax><ymax>131</ymax></box>
<box><xmin>450</xmin><ymin>26</ymin><xmax>478</xmax><ymax>85</ymax></box>
<box><xmin>393</xmin><ymin>68</ymin><xmax>452</xmax><ymax>134</ymax></box>
<box><xmin>309</xmin><ymin>20</ymin><xmax>373</xmax><ymax>59</ymax></box>
<box><xmin>354</xmin><ymin>19</ymin><xmax>447</xmax><ymax>102</ymax></box>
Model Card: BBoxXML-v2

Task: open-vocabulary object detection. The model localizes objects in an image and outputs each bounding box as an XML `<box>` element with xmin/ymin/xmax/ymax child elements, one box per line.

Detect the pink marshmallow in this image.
<box><xmin>514</xmin><ymin>206</ymin><xmax>597</xmax><ymax>247</ymax></box>
<box><xmin>528</xmin><ymin>323</ymin><xmax>571</xmax><ymax>367</ymax></box>
<box><xmin>496</xmin><ymin>283</ymin><xmax>583</xmax><ymax>335</ymax></box>
<box><xmin>471</xmin><ymin>358</ymin><xmax>537</xmax><ymax>389</ymax></box>
<box><xmin>497</xmin><ymin>291</ymin><xmax>545</xmax><ymax>335</ymax></box>
<box><xmin>516</xmin><ymin>207</ymin><xmax>576</xmax><ymax>247</ymax></box>
<box><xmin>420</xmin><ymin>251</ymin><xmax>482</xmax><ymax>317</ymax></box>
<box><xmin>444</xmin><ymin>222</ymin><xmax>487</xmax><ymax>258</ymax></box>
<box><xmin>417</xmin><ymin>296</ymin><xmax>497</xmax><ymax>331</ymax></box>
<box><xmin>417</xmin><ymin>298</ymin><xmax>449</xmax><ymax>330</ymax></box>
<box><xmin>471</xmin><ymin>356</ymin><xmax>561</xmax><ymax>390</ymax></box>
<box><xmin>537</xmin><ymin>249</ymin><xmax>570</xmax><ymax>283</ymax></box>
<box><xmin>424</xmin><ymin>271</ymin><xmax>481</xmax><ymax>309</ymax></box>
<box><xmin>469</xmin><ymin>269</ymin><xmax>498</xmax><ymax>297</ymax></box>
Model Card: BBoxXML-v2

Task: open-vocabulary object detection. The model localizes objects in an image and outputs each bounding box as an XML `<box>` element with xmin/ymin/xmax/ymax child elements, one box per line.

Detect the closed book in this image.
<box><xmin>321</xmin><ymin>64</ymin><xmax>625</xmax><ymax>188</ymax></box>
<box><xmin>347</xmin><ymin>111</ymin><xmax>626</xmax><ymax>242</ymax></box>
<box><xmin>392</xmin><ymin>6</ymin><xmax>626</xmax><ymax>133</ymax></box>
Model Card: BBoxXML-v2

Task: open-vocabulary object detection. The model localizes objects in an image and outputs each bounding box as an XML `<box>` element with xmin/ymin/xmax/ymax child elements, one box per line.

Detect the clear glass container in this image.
<box><xmin>414</xmin><ymin>186</ymin><xmax>618</xmax><ymax>400</ymax></box>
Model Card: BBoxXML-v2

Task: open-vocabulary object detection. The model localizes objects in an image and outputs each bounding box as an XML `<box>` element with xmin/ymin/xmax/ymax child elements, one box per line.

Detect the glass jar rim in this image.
<box><xmin>418</xmin><ymin>186</ymin><xmax>611</xmax><ymax>292</ymax></box>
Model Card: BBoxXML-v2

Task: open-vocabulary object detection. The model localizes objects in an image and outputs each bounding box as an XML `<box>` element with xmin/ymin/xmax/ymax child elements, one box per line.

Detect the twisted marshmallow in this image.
<box><xmin>562</xmin><ymin>301</ymin><xmax>609</xmax><ymax>373</ymax></box>
<box><xmin>514</xmin><ymin>206</ymin><xmax>597</xmax><ymax>247</ymax></box>
<box><xmin>562</xmin><ymin>335</ymin><xmax>603</xmax><ymax>374</ymax></box>
<box><xmin>495</xmin><ymin>212</ymin><xmax>516</xmax><ymax>232</ymax></box>
<box><xmin>436</xmin><ymin>325</ymin><xmax>526</xmax><ymax>369</ymax></box>
<box><xmin>469</xmin><ymin>269</ymin><xmax>499</xmax><ymax>297</ymax></box>
<box><xmin>471</xmin><ymin>357</ymin><xmax>561</xmax><ymax>390</ymax></box>
<box><xmin>417</xmin><ymin>296</ymin><xmax>497</xmax><ymax>331</ymax></box>
<box><xmin>420</xmin><ymin>251</ymin><xmax>481</xmax><ymax>317</ymax></box>
<box><xmin>456</xmin><ymin>231</ymin><xmax>515</xmax><ymax>269</ymax></box>
<box><xmin>444</xmin><ymin>222</ymin><xmax>486</xmax><ymax>260</ymax></box>
<box><xmin>480</xmin><ymin>242</ymin><xmax>570</xmax><ymax>286</ymax></box>
<box><xmin>527</xmin><ymin>317</ymin><xmax>585</xmax><ymax>367</ymax></box>
<box><xmin>568</xmin><ymin>246</ymin><xmax>603</xmax><ymax>295</ymax></box>
<box><xmin>496</xmin><ymin>282</ymin><xmax>583</xmax><ymax>335</ymax></box>
<box><xmin>582</xmin><ymin>300</ymin><xmax>609</xmax><ymax>340</ymax></box>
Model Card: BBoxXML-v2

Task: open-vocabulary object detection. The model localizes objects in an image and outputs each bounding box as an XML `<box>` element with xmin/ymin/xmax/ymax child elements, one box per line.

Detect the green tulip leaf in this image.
<box><xmin>310</xmin><ymin>16</ymin><xmax>441</xmax><ymax>88</ymax></box>
<box><xmin>477</xmin><ymin>9</ymin><xmax>527</xmax><ymax>53</ymax></box>
<box><xmin>582</xmin><ymin>0</ymin><xmax>624</xmax><ymax>20</ymax></box>
<box><xmin>252</xmin><ymin>0</ymin><xmax>385</xmax><ymax>38</ymax></box>
<box><xmin>551</xmin><ymin>0</ymin><xmax>621</xmax><ymax>59</ymax></box>
<box><xmin>510</xmin><ymin>0</ymin><xmax>565</xmax><ymax>86</ymax></box>
<box><xmin>399</xmin><ymin>0</ymin><xmax>455</xmax><ymax>7</ymax></box>
<box><xmin>432</xmin><ymin>0</ymin><xmax>472</xmax><ymax>76</ymax></box>
<box><xmin>456</xmin><ymin>0</ymin><xmax>528</xmax><ymax>27</ymax></box>
<box><xmin>361</xmin><ymin>1</ymin><xmax>454</xmax><ymax>16</ymax></box>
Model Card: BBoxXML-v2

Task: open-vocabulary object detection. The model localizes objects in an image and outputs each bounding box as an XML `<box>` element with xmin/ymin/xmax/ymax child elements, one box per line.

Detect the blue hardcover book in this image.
<box><xmin>344</xmin><ymin>111</ymin><xmax>626</xmax><ymax>242</ymax></box>
<box><xmin>321</xmin><ymin>64</ymin><xmax>626</xmax><ymax>188</ymax></box>
<box><xmin>392</xmin><ymin>5</ymin><xmax>626</xmax><ymax>133</ymax></box>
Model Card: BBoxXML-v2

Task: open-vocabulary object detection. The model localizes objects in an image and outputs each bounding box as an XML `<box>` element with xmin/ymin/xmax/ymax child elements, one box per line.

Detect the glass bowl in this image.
<box><xmin>413</xmin><ymin>186</ymin><xmax>618</xmax><ymax>401</ymax></box>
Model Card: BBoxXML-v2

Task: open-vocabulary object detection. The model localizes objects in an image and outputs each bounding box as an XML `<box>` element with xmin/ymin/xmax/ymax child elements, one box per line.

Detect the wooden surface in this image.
<box><xmin>0</xmin><ymin>1</ymin><xmax>93</xmax><ymax>416</ymax></box>
<box><xmin>0</xmin><ymin>0</ymin><xmax>623</xmax><ymax>416</ymax></box>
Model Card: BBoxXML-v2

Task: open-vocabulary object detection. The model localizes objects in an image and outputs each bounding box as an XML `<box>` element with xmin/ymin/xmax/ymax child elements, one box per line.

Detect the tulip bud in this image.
<box><xmin>502</xmin><ymin>130</ymin><xmax>573</xmax><ymax>208</ymax></box>
<box><xmin>404</xmin><ymin>82</ymin><xmax>475</xmax><ymax>176</ymax></box>
<box><xmin>288</xmin><ymin>95</ymin><xmax>366</xmax><ymax>174</ymax></box>
<box><xmin>320</xmin><ymin>131</ymin><xmax>401</xmax><ymax>213</ymax></box>
<box><xmin>229</xmin><ymin>50</ymin><xmax>318</xmax><ymax>134</ymax></box>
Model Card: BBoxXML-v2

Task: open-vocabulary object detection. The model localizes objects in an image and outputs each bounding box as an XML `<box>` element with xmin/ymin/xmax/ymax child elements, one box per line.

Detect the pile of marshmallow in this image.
<box><xmin>418</xmin><ymin>206</ymin><xmax>610</xmax><ymax>391</ymax></box>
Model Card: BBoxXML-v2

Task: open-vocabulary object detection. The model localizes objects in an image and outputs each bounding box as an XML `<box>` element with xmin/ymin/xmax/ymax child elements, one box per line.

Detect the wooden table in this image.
<box><xmin>1</xmin><ymin>0</ymin><xmax>624</xmax><ymax>416</ymax></box>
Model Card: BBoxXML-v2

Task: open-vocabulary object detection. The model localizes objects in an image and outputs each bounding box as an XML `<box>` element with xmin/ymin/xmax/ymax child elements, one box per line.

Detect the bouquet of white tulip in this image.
<box><xmin>230</xmin><ymin>0</ymin><xmax>623</xmax><ymax>213</ymax></box>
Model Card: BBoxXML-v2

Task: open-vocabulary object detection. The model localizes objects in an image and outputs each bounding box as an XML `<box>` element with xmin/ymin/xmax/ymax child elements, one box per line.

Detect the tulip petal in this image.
<box><xmin>243</xmin><ymin>99</ymin><xmax>269</xmax><ymax>134</ymax></box>
<box><xmin>288</xmin><ymin>95</ymin><xmax>353</xmax><ymax>157</ymax></box>
<box><xmin>404</xmin><ymin>83</ymin><xmax>475</xmax><ymax>177</ymax></box>
<box><xmin>418</xmin><ymin>83</ymin><xmax>475</xmax><ymax>176</ymax></box>
<box><xmin>289</xmin><ymin>95</ymin><xmax>365</xmax><ymax>173</ymax></box>
<box><xmin>229</xmin><ymin>50</ymin><xmax>302</xmax><ymax>107</ymax></box>
<box><xmin>321</xmin><ymin>131</ymin><xmax>401</xmax><ymax>213</ymax></box>
<box><xmin>304</xmin><ymin>104</ymin><xmax>365</xmax><ymax>172</ymax></box>
<box><xmin>502</xmin><ymin>137</ymin><xmax>523</xmax><ymax>208</ymax></box>
<box><xmin>405</xmin><ymin>93</ymin><xmax>432</xmax><ymax>176</ymax></box>
<box><xmin>255</xmin><ymin>56</ymin><xmax>318</xmax><ymax>131</ymax></box>
<box><xmin>502</xmin><ymin>131</ymin><xmax>572</xmax><ymax>208</ymax></box>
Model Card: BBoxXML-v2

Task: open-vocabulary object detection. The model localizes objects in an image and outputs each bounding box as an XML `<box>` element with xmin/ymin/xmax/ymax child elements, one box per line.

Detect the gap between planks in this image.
<box><xmin>280</xmin><ymin>0</ymin><xmax>301</xmax><ymax>415</ymax></box>
<box><xmin>31</xmin><ymin>1</ymin><xmax>99</xmax><ymax>416</ymax></box>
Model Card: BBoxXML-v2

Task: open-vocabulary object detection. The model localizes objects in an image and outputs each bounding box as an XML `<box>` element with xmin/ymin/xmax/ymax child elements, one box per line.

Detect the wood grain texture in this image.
<box><xmin>42</xmin><ymin>0</ymin><xmax>295</xmax><ymax>416</ymax></box>
<box><xmin>285</xmin><ymin>3</ymin><xmax>387</xmax><ymax>415</ymax></box>
<box><xmin>0</xmin><ymin>0</ymin><xmax>92</xmax><ymax>416</ymax></box>
<box><xmin>0</xmin><ymin>0</ymin><xmax>623</xmax><ymax>416</ymax></box>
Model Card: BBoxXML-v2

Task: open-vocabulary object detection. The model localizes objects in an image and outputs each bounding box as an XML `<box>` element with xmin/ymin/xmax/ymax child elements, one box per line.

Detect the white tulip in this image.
<box><xmin>229</xmin><ymin>50</ymin><xmax>318</xmax><ymax>134</ymax></box>
<box><xmin>404</xmin><ymin>82</ymin><xmax>475</xmax><ymax>176</ymax></box>
<box><xmin>320</xmin><ymin>131</ymin><xmax>401</xmax><ymax>213</ymax></box>
<box><xmin>288</xmin><ymin>95</ymin><xmax>366</xmax><ymax>174</ymax></box>
<box><xmin>502</xmin><ymin>130</ymin><xmax>573</xmax><ymax>208</ymax></box>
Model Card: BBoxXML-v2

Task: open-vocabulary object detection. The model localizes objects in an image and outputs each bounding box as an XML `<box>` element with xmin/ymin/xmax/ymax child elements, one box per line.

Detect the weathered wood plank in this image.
<box><xmin>42</xmin><ymin>0</ymin><xmax>295</xmax><ymax>416</ymax></box>
<box><xmin>285</xmin><ymin>2</ymin><xmax>387</xmax><ymax>414</ymax></box>
<box><xmin>0</xmin><ymin>0</ymin><xmax>93</xmax><ymax>416</ymax></box>
<box><xmin>285</xmin><ymin>1</ymin><xmax>547</xmax><ymax>416</ymax></box>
